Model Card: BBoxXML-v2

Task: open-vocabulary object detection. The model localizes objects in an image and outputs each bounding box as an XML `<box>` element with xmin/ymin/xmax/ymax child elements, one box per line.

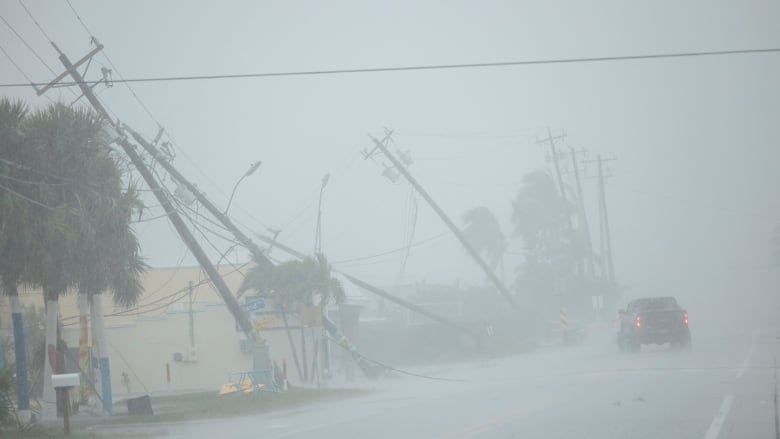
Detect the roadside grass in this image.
<box><xmin>119</xmin><ymin>387</ymin><xmax>371</xmax><ymax>424</ymax></box>
<box><xmin>0</xmin><ymin>429</ymin><xmax>96</xmax><ymax>439</ymax></box>
<box><xmin>2</xmin><ymin>387</ymin><xmax>371</xmax><ymax>438</ymax></box>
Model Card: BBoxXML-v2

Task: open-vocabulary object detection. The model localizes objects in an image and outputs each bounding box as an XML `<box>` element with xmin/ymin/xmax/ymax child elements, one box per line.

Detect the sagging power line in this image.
<box><xmin>1</xmin><ymin>47</ymin><xmax>779</xmax><ymax>89</ymax></box>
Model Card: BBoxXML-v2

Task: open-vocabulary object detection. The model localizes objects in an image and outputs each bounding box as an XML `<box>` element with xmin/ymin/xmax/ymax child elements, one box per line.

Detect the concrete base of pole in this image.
<box><xmin>252</xmin><ymin>343</ymin><xmax>273</xmax><ymax>389</ymax></box>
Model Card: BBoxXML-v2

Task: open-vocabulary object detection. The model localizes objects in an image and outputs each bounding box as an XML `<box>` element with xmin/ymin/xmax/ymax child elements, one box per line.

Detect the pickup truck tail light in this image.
<box><xmin>635</xmin><ymin>315</ymin><xmax>641</xmax><ymax>328</ymax></box>
<box><xmin>683</xmin><ymin>312</ymin><xmax>688</xmax><ymax>326</ymax></box>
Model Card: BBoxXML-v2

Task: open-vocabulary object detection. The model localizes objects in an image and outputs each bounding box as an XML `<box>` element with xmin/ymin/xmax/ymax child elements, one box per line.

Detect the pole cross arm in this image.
<box><xmin>37</xmin><ymin>44</ymin><xmax>104</xmax><ymax>96</ymax></box>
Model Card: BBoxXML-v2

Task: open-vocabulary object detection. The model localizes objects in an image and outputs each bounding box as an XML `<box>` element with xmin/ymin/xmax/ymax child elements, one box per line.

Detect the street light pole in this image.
<box><xmin>225</xmin><ymin>161</ymin><xmax>262</xmax><ymax>215</ymax></box>
<box><xmin>314</xmin><ymin>173</ymin><xmax>330</xmax><ymax>254</ymax></box>
<box><xmin>313</xmin><ymin>173</ymin><xmax>330</xmax><ymax>384</ymax></box>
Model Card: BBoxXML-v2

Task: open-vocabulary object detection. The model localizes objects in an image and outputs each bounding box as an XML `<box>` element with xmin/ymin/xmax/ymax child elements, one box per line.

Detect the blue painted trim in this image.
<box><xmin>99</xmin><ymin>357</ymin><xmax>112</xmax><ymax>412</ymax></box>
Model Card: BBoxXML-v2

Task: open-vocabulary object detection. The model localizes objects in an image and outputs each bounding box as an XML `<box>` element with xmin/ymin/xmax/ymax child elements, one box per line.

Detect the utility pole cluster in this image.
<box><xmin>584</xmin><ymin>154</ymin><xmax>617</xmax><ymax>285</ymax></box>
<box><xmin>538</xmin><ymin>128</ymin><xmax>617</xmax><ymax>287</ymax></box>
<box><xmin>35</xmin><ymin>44</ymin><xmax>484</xmax><ymax>388</ymax></box>
<box><xmin>43</xmin><ymin>43</ymin><xmax>258</xmax><ymax>341</ymax></box>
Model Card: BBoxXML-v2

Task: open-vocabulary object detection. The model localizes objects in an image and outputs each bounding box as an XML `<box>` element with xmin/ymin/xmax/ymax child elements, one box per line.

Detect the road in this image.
<box><xmin>126</xmin><ymin>320</ymin><xmax>779</xmax><ymax>439</ymax></box>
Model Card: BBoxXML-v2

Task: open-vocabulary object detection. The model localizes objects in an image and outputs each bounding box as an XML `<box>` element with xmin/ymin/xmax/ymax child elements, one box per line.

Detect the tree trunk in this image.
<box><xmin>77</xmin><ymin>292</ymin><xmax>90</xmax><ymax>405</ymax></box>
<box><xmin>8</xmin><ymin>285</ymin><xmax>31</xmax><ymax>421</ymax></box>
<box><xmin>90</xmin><ymin>296</ymin><xmax>101</xmax><ymax>404</ymax></box>
<box><xmin>91</xmin><ymin>292</ymin><xmax>112</xmax><ymax>412</ymax></box>
<box><xmin>42</xmin><ymin>292</ymin><xmax>59</xmax><ymax>420</ymax></box>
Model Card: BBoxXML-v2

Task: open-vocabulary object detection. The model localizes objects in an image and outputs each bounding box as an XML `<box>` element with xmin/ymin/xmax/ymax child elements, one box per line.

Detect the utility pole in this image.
<box><xmin>44</xmin><ymin>44</ymin><xmax>256</xmax><ymax>340</ymax></box>
<box><xmin>314</xmin><ymin>173</ymin><xmax>331</xmax><ymax>384</ymax></box>
<box><xmin>366</xmin><ymin>132</ymin><xmax>520</xmax><ymax>311</ymax></box>
<box><xmin>569</xmin><ymin>147</ymin><xmax>596</xmax><ymax>278</ymax></box>
<box><xmin>44</xmin><ymin>45</ymin><xmax>480</xmax><ymax>383</ymax></box>
<box><xmin>125</xmin><ymin>127</ymin><xmax>475</xmax><ymax>338</ymax></box>
<box><xmin>538</xmin><ymin>129</ymin><xmax>581</xmax><ymax>281</ymax></box>
<box><xmin>596</xmin><ymin>155</ymin><xmax>616</xmax><ymax>285</ymax></box>
<box><xmin>538</xmin><ymin>129</ymin><xmax>575</xmax><ymax>232</ymax></box>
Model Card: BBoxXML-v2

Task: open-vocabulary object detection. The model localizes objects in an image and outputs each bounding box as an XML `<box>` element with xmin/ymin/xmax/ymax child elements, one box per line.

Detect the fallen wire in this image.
<box><xmin>327</xmin><ymin>335</ymin><xmax>469</xmax><ymax>383</ymax></box>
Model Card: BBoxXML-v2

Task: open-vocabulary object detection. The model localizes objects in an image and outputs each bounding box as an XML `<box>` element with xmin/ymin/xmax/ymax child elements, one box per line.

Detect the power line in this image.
<box><xmin>130</xmin><ymin>213</ymin><xmax>167</xmax><ymax>223</ymax></box>
<box><xmin>0</xmin><ymin>13</ymin><xmax>57</xmax><ymax>75</ymax></box>
<box><xmin>64</xmin><ymin>0</ymin><xmax>165</xmax><ymax>130</ymax></box>
<box><xmin>0</xmin><ymin>168</ymin><xmax>66</xmax><ymax>187</ymax></box>
<box><xmin>17</xmin><ymin>0</ymin><xmax>54</xmax><ymax>43</ymax></box>
<box><xmin>332</xmin><ymin>231</ymin><xmax>451</xmax><ymax>265</ymax></box>
<box><xmin>0</xmin><ymin>181</ymin><xmax>54</xmax><ymax>210</ymax></box>
<box><xmin>0</xmin><ymin>156</ymin><xmax>94</xmax><ymax>187</ymax></box>
<box><xmin>0</xmin><ymin>41</ymin><xmax>57</xmax><ymax>105</ymax></box>
<box><xmin>176</xmin><ymin>198</ymin><xmax>239</xmax><ymax>243</ymax></box>
<box><xmin>0</xmin><ymin>41</ymin><xmax>34</xmax><ymax>83</ymax></box>
<box><xmin>64</xmin><ymin>0</ymin><xmax>93</xmax><ymax>36</ymax></box>
<box><xmin>2</xmin><ymin>46</ymin><xmax>779</xmax><ymax>89</ymax></box>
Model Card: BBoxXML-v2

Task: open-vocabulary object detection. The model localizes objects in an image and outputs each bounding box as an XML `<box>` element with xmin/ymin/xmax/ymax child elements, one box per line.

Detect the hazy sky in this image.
<box><xmin>2</xmin><ymin>1</ymin><xmax>779</xmax><ymax>307</ymax></box>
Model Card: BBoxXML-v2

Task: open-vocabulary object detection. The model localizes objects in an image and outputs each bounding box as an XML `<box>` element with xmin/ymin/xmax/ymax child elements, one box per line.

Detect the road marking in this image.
<box><xmin>736</xmin><ymin>328</ymin><xmax>758</xmax><ymax>380</ymax></box>
<box><xmin>704</xmin><ymin>394</ymin><xmax>734</xmax><ymax>439</ymax></box>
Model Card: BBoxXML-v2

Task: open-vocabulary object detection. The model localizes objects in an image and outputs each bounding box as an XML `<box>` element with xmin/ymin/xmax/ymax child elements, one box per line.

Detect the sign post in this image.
<box><xmin>52</xmin><ymin>373</ymin><xmax>80</xmax><ymax>436</ymax></box>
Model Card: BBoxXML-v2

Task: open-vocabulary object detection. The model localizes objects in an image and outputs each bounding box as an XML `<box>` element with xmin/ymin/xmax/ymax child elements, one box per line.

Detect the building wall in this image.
<box><xmin>0</xmin><ymin>264</ymin><xmax>327</xmax><ymax>398</ymax></box>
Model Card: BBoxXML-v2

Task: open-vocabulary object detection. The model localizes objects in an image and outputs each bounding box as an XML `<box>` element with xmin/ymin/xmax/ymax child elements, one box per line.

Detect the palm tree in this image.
<box><xmin>0</xmin><ymin>98</ymin><xmax>36</xmax><ymax>420</ymax></box>
<box><xmin>511</xmin><ymin>170</ymin><xmax>588</xmax><ymax>275</ymax></box>
<box><xmin>462</xmin><ymin>206</ymin><xmax>508</xmax><ymax>280</ymax></box>
<box><xmin>239</xmin><ymin>254</ymin><xmax>344</xmax><ymax>382</ymax></box>
<box><xmin>21</xmin><ymin>103</ymin><xmax>134</xmax><ymax>418</ymax></box>
<box><xmin>75</xmin><ymin>180</ymin><xmax>145</xmax><ymax>411</ymax></box>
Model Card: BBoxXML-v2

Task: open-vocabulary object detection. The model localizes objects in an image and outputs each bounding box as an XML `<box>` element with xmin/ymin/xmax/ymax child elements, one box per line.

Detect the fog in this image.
<box><xmin>2</xmin><ymin>1</ymin><xmax>780</xmax><ymax>437</ymax></box>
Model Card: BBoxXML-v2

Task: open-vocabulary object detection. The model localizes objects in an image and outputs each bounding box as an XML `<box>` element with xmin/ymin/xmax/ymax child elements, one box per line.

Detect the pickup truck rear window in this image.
<box><xmin>630</xmin><ymin>297</ymin><xmax>680</xmax><ymax>312</ymax></box>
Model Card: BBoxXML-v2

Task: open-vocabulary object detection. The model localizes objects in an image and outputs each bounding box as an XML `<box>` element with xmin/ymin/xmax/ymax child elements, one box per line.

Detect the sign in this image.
<box><xmin>252</xmin><ymin>317</ymin><xmax>275</xmax><ymax>331</ymax></box>
<box><xmin>560</xmin><ymin>307</ymin><xmax>568</xmax><ymax>330</ymax></box>
<box><xmin>301</xmin><ymin>305</ymin><xmax>322</xmax><ymax>326</ymax></box>
<box><xmin>241</xmin><ymin>298</ymin><xmax>265</xmax><ymax>312</ymax></box>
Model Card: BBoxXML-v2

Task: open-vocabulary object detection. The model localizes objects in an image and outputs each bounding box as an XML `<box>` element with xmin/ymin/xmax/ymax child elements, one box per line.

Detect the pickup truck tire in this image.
<box><xmin>680</xmin><ymin>331</ymin><xmax>692</xmax><ymax>350</ymax></box>
<box><xmin>618</xmin><ymin>338</ymin><xmax>629</xmax><ymax>353</ymax></box>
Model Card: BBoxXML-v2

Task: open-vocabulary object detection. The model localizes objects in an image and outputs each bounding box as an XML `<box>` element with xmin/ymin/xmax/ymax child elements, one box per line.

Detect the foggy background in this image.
<box><xmin>1</xmin><ymin>0</ymin><xmax>779</xmax><ymax>324</ymax></box>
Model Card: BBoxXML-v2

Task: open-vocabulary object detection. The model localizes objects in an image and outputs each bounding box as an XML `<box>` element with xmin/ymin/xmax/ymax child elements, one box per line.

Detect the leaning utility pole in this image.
<box><xmin>538</xmin><ymin>129</ymin><xmax>575</xmax><ymax>232</ymax></box>
<box><xmin>44</xmin><ymin>44</ymin><xmax>256</xmax><ymax>339</ymax></box>
<box><xmin>126</xmin><ymin>128</ymin><xmax>274</xmax><ymax>274</ymax></box>
<box><xmin>39</xmin><ymin>44</ymin><xmax>480</xmax><ymax>387</ymax></box>
<box><xmin>366</xmin><ymin>132</ymin><xmax>520</xmax><ymax>311</ymax></box>
<box><xmin>124</xmin><ymin>128</ymin><xmax>475</xmax><ymax>338</ymax></box>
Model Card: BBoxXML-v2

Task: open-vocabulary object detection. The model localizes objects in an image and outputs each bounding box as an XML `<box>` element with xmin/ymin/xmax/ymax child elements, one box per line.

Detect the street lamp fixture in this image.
<box><xmin>314</xmin><ymin>173</ymin><xmax>330</xmax><ymax>254</ymax></box>
<box><xmin>225</xmin><ymin>161</ymin><xmax>262</xmax><ymax>215</ymax></box>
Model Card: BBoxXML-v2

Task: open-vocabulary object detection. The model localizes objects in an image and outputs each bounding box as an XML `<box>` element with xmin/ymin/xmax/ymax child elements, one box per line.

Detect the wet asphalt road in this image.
<box><xmin>139</xmin><ymin>319</ymin><xmax>779</xmax><ymax>439</ymax></box>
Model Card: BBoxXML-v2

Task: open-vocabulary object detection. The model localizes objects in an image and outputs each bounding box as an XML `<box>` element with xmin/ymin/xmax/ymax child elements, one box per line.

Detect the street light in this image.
<box><xmin>224</xmin><ymin>161</ymin><xmax>262</xmax><ymax>215</ymax></box>
<box><xmin>312</xmin><ymin>173</ymin><xmax>331</xmax><ymax>385</ymax></box>
<box><xmin>314</xmin><ymin>173</ymin><xmax>330</xmax><ymax>254</ymax></box>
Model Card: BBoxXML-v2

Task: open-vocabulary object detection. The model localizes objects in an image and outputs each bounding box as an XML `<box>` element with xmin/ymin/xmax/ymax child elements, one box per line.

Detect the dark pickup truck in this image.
<box><xmin>617</xmin><ymin>297</ymin><xmax>691</xmax><ymax>352</ymax></box>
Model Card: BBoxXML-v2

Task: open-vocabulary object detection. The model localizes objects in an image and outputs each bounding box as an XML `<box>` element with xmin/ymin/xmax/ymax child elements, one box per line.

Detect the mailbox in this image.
<box><xmin>52</xmin><ymin>373</ymin><xmax>80</xmax><ymax>389</ymax></box>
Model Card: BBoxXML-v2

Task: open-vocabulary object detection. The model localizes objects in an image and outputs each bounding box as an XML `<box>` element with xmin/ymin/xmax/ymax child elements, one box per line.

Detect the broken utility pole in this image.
<box><xmin>366</xmin><ymin>132</ymin><xmax>520</xmax><ymax>311</ymax></box>
<box><xmin>45</xmin><ymin>44</ymin><xmax>256</xmax><ymax>339</ymax></box>
<box><xmin>123</xmin><ymin>124</ymin><xmax>477</xmax><ymax>376</ymax></box>
<box><xmin>124</xmin><ymin>127</ymin><xmax>475</xmax><ymax>340</ymax></box>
